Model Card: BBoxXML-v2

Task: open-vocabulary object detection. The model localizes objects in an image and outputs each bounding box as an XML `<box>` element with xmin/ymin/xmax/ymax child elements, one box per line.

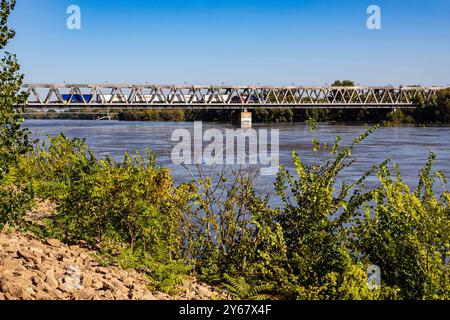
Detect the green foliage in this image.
<box><xmin>222</xmin><ymin>274</ymin><xmax>274</xmax><ymax>300</ymax></box>
<box><xmin>0</xmin><ymin>183</ymin><xmax>33</xmax><ymax>226</ymax></box>
<box><xmin>331</xmin><ymin>80</ymin><xmax>355</xmax><ymax>87</ymax></box>
<box><xmin>253</xmin><ymin>109</ymin><xmax>294</xmax><ymax>123</ymax></box>
<box><xmin>251</xmin><ymin>127</ymin><xmax>386</xmax><ymax>299</ymax></box>
<box><xmin>354</xmin><ymin>153</ymin><xmax>450</xmax><ymax>299</ymax></box>
<box><xmin>13</xmin><ymin>135</ymin><xmax>97</xmax><ymax>199</ymax></box>
<box><xmin>255</xmin><ymin>125</ymin><xmax>447</xmax><ymax>299</ymax></box>
<box><xmin>9</xmin><ymin>124</ymin><xmax>450</xmax><ymax>300</ymax></box>
<box><xmin>17</xmin><ymin>135</ymin><xmax>194</xmax><ymax>290</ymax></box>
<box><xmin>0</xmin><ymin>0</ymin><xmax>31</xmax><ymax>179</ymax></box>
<box><xmin>185</xmin><ymin>167</ymin><xmax>271</xmax><ymax>280</ymax></box>
<box><xmin>48</xmin><ymin>137</ymin><xmax>189</xmax><ymax>250</ymax></box>
<box><xmin>386</xmin><ymin>109</ymin><xmax>415</xmax><ymax>124</ymax></box>
<box><xmin>181</xmin><ymin>127</ymin><xmax>392</xmax><ymax>299</ymax></box>
<box><xmin>0</xmin><ymin>0</ymin><xmax>34</xmax><ymax>228</ymax></box>
<box><xmin>2</xmin><ymin>0</ymin><xmax>447</xmax><ymax>300</ymax></box>
<box><xmin>118</xmin><ymin>109</ymin><xmax>186</xmax><ymax>122</ymax></box>
<box><xmin>411</xmin><ymin>88</ymin><xmax>450</xmax><ymax>124</ymax></box>
<box><xmin>163</xmin><ymin>122</ymin><xmax>448</xmax><ymax>300</ymax></box>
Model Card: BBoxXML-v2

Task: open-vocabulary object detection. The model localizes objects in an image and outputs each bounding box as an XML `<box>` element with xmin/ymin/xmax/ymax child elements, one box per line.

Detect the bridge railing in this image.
<box><xmin>21</xmin><ymin>84</ymin><xmax>445</xmax><ymax>109</ymax></box>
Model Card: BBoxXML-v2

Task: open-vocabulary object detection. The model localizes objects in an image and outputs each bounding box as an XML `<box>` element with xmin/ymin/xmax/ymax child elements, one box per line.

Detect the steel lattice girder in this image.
<box><xmin>21</xmin><ymin>84</ymin><xmax>445</xmax><ymax>110</ymax></box>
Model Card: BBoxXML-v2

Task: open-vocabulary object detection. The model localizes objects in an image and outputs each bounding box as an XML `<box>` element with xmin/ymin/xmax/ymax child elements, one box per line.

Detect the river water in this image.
<box><xmin>23</xmin><ymin>120</ymin><xmax>450</xmax><ymax>194</ymax></box>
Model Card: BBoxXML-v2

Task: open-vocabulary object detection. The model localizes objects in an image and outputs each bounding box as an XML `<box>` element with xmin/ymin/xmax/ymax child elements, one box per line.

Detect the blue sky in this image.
<box><xmin>8</xmin><ymin>0</ymin><xmax>450</xmax><ymax>86</ymax></box>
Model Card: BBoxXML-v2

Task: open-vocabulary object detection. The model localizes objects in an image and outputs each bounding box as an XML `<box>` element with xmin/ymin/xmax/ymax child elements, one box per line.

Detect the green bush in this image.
<box><xmin>185</xmin><ymin>125</ymin><xmax>448</xmax><ymax>300</ymax></box>
<box><xmin>9</xmin><ymin>126</ymin><xmax>450</xmax><ymax>299</ymax></box>
<box><xmin>252</xmin><ymin>128</ymin><xmax>448</xmax><ymax>299</ymax></box>
<box><xmin>21</xmin><ymin>135</ymin><xmax>194</xmax><ymax>290</ymax></box>
<box><xmin>0</xmin><ymin>182</ymin><xmax>34</xmax><ymax>227</ymax></box>
<box><xmin>354</xmin><ymin>154</ymin><xmax>450</xmax><ymax>299</ymax></box>
<box><xmin>13</xmin><ymin>135</ymin><xmax>97</xmax><ymax>200</ymax></box>
<box><xmin>0</xmin><ymin>0</ymin><xmax>34</xmax><ymax>229</ymax></box>
<box><xmin>247</xmin><ymin>127</ymin><xmax>396</xmax><ymax>299</ymax></box>
<box><xmin>184</xmin><ymin>168</ymin><xmax>273</xmax><ymax>281</ymax></box>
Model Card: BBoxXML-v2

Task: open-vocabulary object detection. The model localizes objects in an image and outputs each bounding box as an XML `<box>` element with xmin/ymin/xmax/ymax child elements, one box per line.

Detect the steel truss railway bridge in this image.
<box><xmin>21</xmin><ymin>84</ymin><xmax>446</xmax><ymax>127</ymax></box>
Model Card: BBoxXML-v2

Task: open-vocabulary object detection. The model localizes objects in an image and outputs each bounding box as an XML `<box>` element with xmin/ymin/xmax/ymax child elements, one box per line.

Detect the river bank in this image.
<box><xmin>0</xmin><ymin>230</ymin><xmax>231</xmax><ymax>300</ymax></box>
<box><xmin>1</xmin><ymin>196</ymin><xmax>230</xmax><ymax>302</ymax></box>
<box><xmin>23</xmin><ymin>107</ymin><xmax>450</xmax><ymax>125</ymax></box>
<box><xmin>2</xmin><ymin>125</ymin><xmax>450</xmax><ymax>300</ymax></box>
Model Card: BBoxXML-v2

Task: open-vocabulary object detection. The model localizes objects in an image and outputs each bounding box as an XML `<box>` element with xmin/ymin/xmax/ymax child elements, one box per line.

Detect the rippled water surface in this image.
<box><xmin>24</xmin><ymin>120</ymin><xmax>450</xmax><ymax>192</ymax></box>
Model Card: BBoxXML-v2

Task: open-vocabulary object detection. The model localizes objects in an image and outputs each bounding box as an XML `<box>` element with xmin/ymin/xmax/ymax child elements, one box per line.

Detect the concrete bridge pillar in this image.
<box><xmin>236</xmin><ymin>110</ymin><xmax>252</xmax><ymax>129</ymax></box>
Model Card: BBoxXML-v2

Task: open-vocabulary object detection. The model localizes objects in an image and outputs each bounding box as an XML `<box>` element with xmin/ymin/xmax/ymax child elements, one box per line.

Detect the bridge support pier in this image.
<box><xmin>234</xmin><ymin>110</ymin><xmax>252</xmax><ymax>129</ymax></box>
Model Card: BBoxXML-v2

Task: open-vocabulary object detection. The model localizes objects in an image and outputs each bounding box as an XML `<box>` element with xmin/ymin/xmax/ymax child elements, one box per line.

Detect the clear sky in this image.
<box><xmin>8</xmin><ymin>0</ymin><xmax>450</xmax><ymax>86</ymax></box>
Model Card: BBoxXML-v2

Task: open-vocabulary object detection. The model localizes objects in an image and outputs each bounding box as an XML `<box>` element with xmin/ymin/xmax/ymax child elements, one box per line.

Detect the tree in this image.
<box><xmin>0</xmin><ymin>0</ymin><xmax>33</xmax><ymax>227</ymax></box>
<box><xmin>436</xmin><ymin>88</ymin><xmax>450</xmax><ymax>123</ymax></box>
<box><xmin>331</xmin><ymin>80</ymin><xmax>355</xmax><ymax>87</ymax></box>
<box><xmin>0</xmin><ymin>0</ymin><xmax>31</xmax><ymax>180</ymax></box>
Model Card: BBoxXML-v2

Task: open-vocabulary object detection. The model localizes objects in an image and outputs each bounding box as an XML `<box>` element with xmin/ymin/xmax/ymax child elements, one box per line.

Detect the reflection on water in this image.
<box><xmin>24</xmin><ymin>120</ymin><xmax>450</xmax><ymax>193</ymax></box>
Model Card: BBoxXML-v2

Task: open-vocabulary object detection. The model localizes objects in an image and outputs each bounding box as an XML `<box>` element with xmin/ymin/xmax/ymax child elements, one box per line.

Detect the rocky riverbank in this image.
<box><xmin>0</xmin><ymin>229</ymin><xmax>229</xmax><ymax>300</ymax></box>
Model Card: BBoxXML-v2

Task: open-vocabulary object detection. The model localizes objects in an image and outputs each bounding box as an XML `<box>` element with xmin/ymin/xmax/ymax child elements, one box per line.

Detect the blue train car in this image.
<box><xmin>62</xmin><ymin>94</ymin><xmax>93</xmax><ymax>103</ymax></box>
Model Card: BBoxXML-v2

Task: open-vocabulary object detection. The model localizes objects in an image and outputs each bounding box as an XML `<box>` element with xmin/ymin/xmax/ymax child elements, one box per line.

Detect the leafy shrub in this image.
<box><xmin>14</xmin><ymin>135</ymin><xmax>98</xmax><ymax>200</ymax></box>
<box><xmin>222</xmin><ymin>273</ymin><xmax>274</xmax><ymax>300</ymax></box>
<box><xmin>11</xmin><ymin>122</ymin><xmax>450</xmax><ymax>300</ymax></box>
<box><xmin>179</xmin><ymin>124</ymin><xmax>449</xmax><ymax>299</ymax></box>
<box><xmin>7</xmin><ymin>124</ymin><xmax>450</xmax><ymax>299</ymax></box>
<box><xmin>24</xmin><ymin>135</ymin><xmax>194</xmax><ymax>290</ymax></box>
<box><xmin>0</xmin><ymin>0</ymin><xmax>34</xmax><ymax>229</ymax></box>
<box><xmin>0</xmin><ymin>182</ymin><xmax>33</xmax><ymax>227</ymax></box>
<box><xmin>249</xmin><ymin>127</ymin><xmax>395</xmax><ymax>299</ymax></box>
<box><xmin>251</xmin><ymin>126</ymin><xmax>448</xmax><ymax>300</ymax></box>
<box><xmin>182</xmin><ymin>166</ymin><xmax>275</xmax><ymax>284</ymax></box>
<box><xmin>354</xmin><ymin>154</ymin><xmax>450</xmax><ymax>299</ymax></box>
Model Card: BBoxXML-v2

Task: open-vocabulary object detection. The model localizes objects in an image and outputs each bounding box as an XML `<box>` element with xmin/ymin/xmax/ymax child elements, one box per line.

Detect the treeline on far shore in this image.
<box><xmin>25</xmin><ymin>88</ymin><xmax>450</xmax><ymax>125</ymax></box>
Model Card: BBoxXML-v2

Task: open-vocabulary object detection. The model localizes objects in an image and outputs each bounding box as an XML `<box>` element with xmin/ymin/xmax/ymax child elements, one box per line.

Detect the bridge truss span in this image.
<box><xmin>22</xmin><ymin>84</ymin><xmax>445</xmax><ymax>110</ymax></box>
